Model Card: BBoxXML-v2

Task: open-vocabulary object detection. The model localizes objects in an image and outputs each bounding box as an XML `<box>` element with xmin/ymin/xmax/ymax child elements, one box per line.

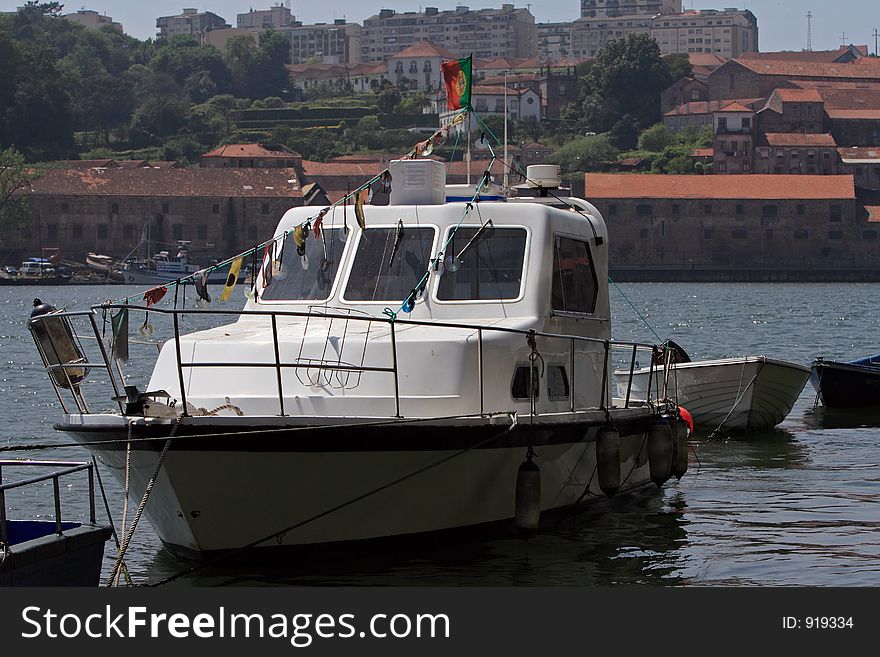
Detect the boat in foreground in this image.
<box><xmin>28</xmin><ymin>161</ymin><xmax>687</xmax><ymax>561</ymax></box>
<box><xmin>810</xmin><ymin>354</ymin><xmax>880</xmax><ymax>408</ymax></box>
<box><xmin>1</xmin><ymin>460</ymin><xmax>112</xmax><ymax>586</ymax></box>
<box><xmin>617</xmin><ymin>355</ymin><xmax>810</xmax><ymax>431</ymax></box>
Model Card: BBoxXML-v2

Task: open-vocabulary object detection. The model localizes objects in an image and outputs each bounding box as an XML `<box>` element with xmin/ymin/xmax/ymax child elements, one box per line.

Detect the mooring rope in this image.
<box><xmin>707</xmin><ymin>360</ymin><xmax>762</xmax><ymax>439</ymax></box>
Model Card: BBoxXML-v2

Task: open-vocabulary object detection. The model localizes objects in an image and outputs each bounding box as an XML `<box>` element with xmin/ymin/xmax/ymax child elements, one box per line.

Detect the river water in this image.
<box><xmin>2</xmin><ymin>283</ymin><xmax>879</xmax><ymax>586</ymax></box>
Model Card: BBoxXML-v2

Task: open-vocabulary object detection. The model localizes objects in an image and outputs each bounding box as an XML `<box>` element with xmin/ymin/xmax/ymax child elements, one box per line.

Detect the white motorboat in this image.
<box><xmin>122</xmin><ymin>241</ymin><xmax>240</xmax><ymax>286</ymax></box>
<box><xmin>616</xmin><ymin>355</ymin><xmax>810</xmax><ymax>431</ymax></box>
<box><xmin>28</xmin><ymin>161</ymin><xmax>685</xmax><ymax>561</ymax></box>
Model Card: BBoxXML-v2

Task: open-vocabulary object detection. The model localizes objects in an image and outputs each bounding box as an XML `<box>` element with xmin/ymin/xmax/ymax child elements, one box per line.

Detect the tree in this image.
<box><xmin>377</xmin><ymin>84</ymin><xmax>402</xmax><ymax>114</ymax></box>
<box><xmin>0</xmin><ymin>147</ymin><xmax>37</xmax><ymax>237</ymax></box>
<box><xmin>663</xmin><ymin>52</ymin><xmax>693</xmax><ymax>82</ymax></box>
<box><xmin>638</xmin><ymin>123</ymin><xmax>675</xmax><ymax>152</ymax></box>
<box><xmin>567</xmin><ymin>34</ymin><xmax>672</xmax><ymax>137</ymax></box>
<box><xmin>251</xmin><ymin>30</ymin><xmax>291</xmax><ymax>99</ymax></box>
<box><xmin>516</xmin><ymin>116</ymin><xmax>544</xmax><ymax>144</ymax></box>
<box><xmin>548</xmin><ymin>134</ymin><xmax>619</xmax><ymax>176</ymax></box>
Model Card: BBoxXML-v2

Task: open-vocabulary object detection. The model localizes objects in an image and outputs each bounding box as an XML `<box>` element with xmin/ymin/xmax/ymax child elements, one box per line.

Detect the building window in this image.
<box><xmin>671</xmin><ymin>204</ymin><xmax>680</xmax><ymax>215</ymax></box>
<box><xmin>863</xmin><ymin>229</ymin><xmax>878</xmax><ymax>241</ymax></box>
<box><xmin>212</xmin><ymin>203</ymin><xmax>220</xmax><ymax>214</ymax></box>
<box><xmin>110</xmin><ymin>203</ymin><xmax>119</xmax><ymax>214</ymax></box>
<box><xmin>762</xmin><ymin>205</ymin><xmax>778</xmax><ymax>217</ymax></box>
<box><xmin>162</xmin><ymin>202</ymin><xmax>170</xmax><ymax>214</ymax></box>
<box><xmin>173</xmin><ymin>224</ymin><xmax>183</xmax><ymax>240</ymax></box>
<box><xmin>248</xmin><ymin>225</ymin><xmax>259</xmax><ymax>241</ymax></box>
<box><xmin>97</xmin><ymin>224</ymin><xmax>108</xmax><ymax>239</ymax></box>
<box><xmin>72</xmin><ymin>224</ymin><xmax>83</xmax><ymax>240</ymax></box>
<box><xmin>760</xmin><ymin>149</ymin><xmax>769</xmax><ymax>158</ymax></box>
<box><xmin>732</xmin><ymin>228</ymin><xmax>747</xmax><ymax>239</ymax></box>
<box><xmin>123</xmin><ymin>224</ymin><xmax>134</xmax><ymax>239</ymax></box>
<box><xmin>198</xmin><ymin>225</ymin><xmax>208</xmax><ymax>240</ymax></box>
<box><xmin>61</xmin><ymin>202</ymin><xmax>69</xmax><ymax>213</ymax></box>
<box><xmin>636</xmin><ymin>204</ymin><xmax>652</xmax><ymax>217</ymax></box>
<box><xmin>742</xmin><ymin>117</ymin><xmax>751</xmax><ymax>129</ymax></box>
<box><xmin>261</xmin><ymin>203</ymin><xmax>270</xmax><ymax>215</ymax></box>
<box><xmin>47</xmin><ymin>224</ymin><xmax>57</xmax><ymax>240</ymax></box>
<box><xmin>735</xmin><ymin>204</ymin><xmax>744</xmax><ymax>215</ymax></box>
<box><xmin>830</xmin><ymin>205</ymin><xmax>842</xmax><ymax>222</ymax></box>
<box><xmin>794</xmin><ymin>229</ymin><xmax>809</xmax><ymax>240</ymax></box>
<box><xmin>766</xmin><ymin>229</ymin><xmax>774</xmax><ymax>240</ymax></box>
<box><xmin>703</xmin><ymin>228</ymin><xmax>713</xmax><ymax>239</ymax></box>
<box><xmin>608</xmin><ymin>204</ymin><xmax>617</xmax><ymax>216</ymax></box>
<box><xmin>639</xmin><ymin>228</ymin><xmax>649</xmax><ymax>239</ymax></box>
<box><xmin>828</xmin><ymin>230</ymin><xmax>843</xmax><ymax>240</ymax></box>
<box><xmin>703</xmin><ymin>204</ymin><xmax>712</xmax><ymax>215</ymax></box>
<box><xmin>797</xmin><ymin>204</ymin><xmax>805</xmax><ymax>215</ymax></box>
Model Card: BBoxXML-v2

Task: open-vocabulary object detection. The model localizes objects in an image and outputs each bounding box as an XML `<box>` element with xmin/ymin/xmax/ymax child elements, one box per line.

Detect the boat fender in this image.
<box><xmin>595</xmin><ymin>426</ymin><xmax>621</xmax><ymax>497</ymax></box>
<box><xmin>28</xmin><ymin>298</ymin><xmax>89</xmax><ymax>389</ymax></box>
<box><xmin>514</xmin><ymin>452</ymin><xmax>541</xmax><ymax>535</ymax></box>
<box><xmin>671</xmin><ymin>407</ymin><xmax>692</xmax><ymax>480</ymax></box>
<box><xmin>647</xmin><ymin>416</ymin><xmax>674</xmax><ymax>488</ymax></box>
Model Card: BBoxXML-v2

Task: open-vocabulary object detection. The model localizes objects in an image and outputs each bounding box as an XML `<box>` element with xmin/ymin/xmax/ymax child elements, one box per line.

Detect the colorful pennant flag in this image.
<box><xmin>354</xmin><ymin>189</ymin><xmax>367</xmax><ymax>230</ymax></box>
<box><xmin>110</xmin><ymin>307</ymin><xmax>129</xmax><ymax>362</ymax></box>
<box><xmin>313</xmin><ymin>207</ymin><xmax>329</xmax><ymax>239</ymax></box>
<box><xmin>144</xmin><ymin>286</ymin><xmax>167</xmax><ymax>307</ymax></box>
<box><xmin>262</xmin><ymin>243</ymin><xmax>274</xmax><ymax>287</ymax></box>
<box><xmin>441</xmin><ymin>55</ymin><xmax>472</xmax><ymax>110</ymax></box>
<box><xmin>194</xmin><ymin>269</ymin><xmax>211</xmax><ymax>304</ymax></box>
<box><xmin>220</xmin><ymin>257</ymin><xmax>243</xmax><ymax>302</ymax></box>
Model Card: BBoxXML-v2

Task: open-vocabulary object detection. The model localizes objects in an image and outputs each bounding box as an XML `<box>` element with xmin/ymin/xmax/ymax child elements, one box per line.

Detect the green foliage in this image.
<box><xmin>377</xmin><ymin>85</ymin><xmax>402</xmax><ymax>114</ymax></box>
<box><xmin>548</xmin><ymin>134</ymin><xmax>619</xmax><ymax>176</ymax></box>
<box><xmin>396</xmin><ymin>90</ymin><xmax>429</xmax><ymax>114</ymax></box>
<box><xmin>677</xmin><ymin>124</ymin><xmax>713</xmax><ymax>148</ymax></box>
<box><xmin>515</xmin><ymin>116</ymin><xmax>544</xmax><ymax>144</ymax></box>
<box><xmin>0</xmin><ymin>147</ymin><xmax>37</xmax><ymax>237</ymax></box>
<box><xmin>638</xmin><ymin>124</ymin><xmax>675</xmax><ymax>152</ymax></box>
<box><xmin>663</xmin><ymin>53</ymin><xmax>693</xmax><ymax>82</ymax></box>
<box><xmin>566</xmin><ymin>34</ymin><xmax>672</xmax><ymax>141</ymax></box>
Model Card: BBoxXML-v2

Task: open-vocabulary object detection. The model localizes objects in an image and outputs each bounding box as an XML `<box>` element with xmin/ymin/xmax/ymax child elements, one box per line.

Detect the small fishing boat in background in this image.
<box><xmin>810</xmin><ymin>354</ymin><xmax>880</xmax><ymax>408</ymax></box>
<box><xmin>0</xmin><ymin>460</ymin><xmax>112</xmax><ymax>586</ymax></box>
<box><xmin>122</xmin><ymin>241</ymin><xmax>240</xmax><ymax>286</ymax></box>
<box><xmin>0</xmin><ymin>258</ymin><xmax>73</xmax><ymax>285</ymax></box>
<box><xmin>616</xmin><ymin>343</ymin><xmax>810</xmax><ymax>431</ymax></box>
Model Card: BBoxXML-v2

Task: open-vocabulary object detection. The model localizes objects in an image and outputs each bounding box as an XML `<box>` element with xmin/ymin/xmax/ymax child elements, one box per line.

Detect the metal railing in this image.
<box><xmin>0</xmin><ymin>460</ymin><xmax>96</xmax><ymax>548</ymax></box>
<box><xmin>29</xmin><ymin>305</ymin><xmax>672</xmax><ymax>421</ymax></box>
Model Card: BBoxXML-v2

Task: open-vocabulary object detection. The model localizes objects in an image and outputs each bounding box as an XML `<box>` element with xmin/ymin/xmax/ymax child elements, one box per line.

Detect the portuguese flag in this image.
<box><xmin>441</xmin><ymin>55</ymin><xmax>472</xmax><ymax>110</ymax></box>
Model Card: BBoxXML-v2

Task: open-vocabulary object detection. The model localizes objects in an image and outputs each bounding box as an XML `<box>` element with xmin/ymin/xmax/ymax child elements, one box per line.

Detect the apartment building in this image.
<box><xmin>580</xmin><ymin>0</ymin><xmax>680</xmax><ymax>18</ymax></box>
<box><xmin>156</xmin><ymin>8</ymin><xmax>229</xmax><ymax>41</ymax></box>
<box><xmin>651</xmin><ymin>9</ymin><xmax>758</xmax><ymax>58</ymax></box>
<box><xmin>236</xmin><ymin>6</ymin><xmax>294</xmax><ymax>29</ymax></box>
<box><xmin>63</xmin><ymin>9</ymin><xmax>123</xmax><ymax>32</ymax></box>
<box><xmin>360</xmin><ymin>5</ymin><xmax>536</xmax><ymax>63</ymax></box>
<box><xmin>289</xmin><ymin>20</ymin><xmax>362</xmax><ymax>65</ymax></box>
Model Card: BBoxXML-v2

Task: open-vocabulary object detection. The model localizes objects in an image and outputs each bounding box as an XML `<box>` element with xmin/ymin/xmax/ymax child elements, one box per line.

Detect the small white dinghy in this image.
<box><xmin>615</xmin><ymin>343</ymin><xmax>810</xmax><ymax>432</ymax></box>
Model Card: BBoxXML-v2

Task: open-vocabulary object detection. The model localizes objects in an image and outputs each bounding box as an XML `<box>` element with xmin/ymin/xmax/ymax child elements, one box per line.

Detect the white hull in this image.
<box><xmin>123</xmin><ymin>268</ymin><xmax>237</xmax><ymax>286</ymax></box>
<box><xmin>616</xmin><ymin>357</ymin><xmax>810</xmax><ymax>431</ymax></box>
<box><xmin>66</xmin><ymin>414</ymin><xmax>659</xmax><ymax>557</ymax></box>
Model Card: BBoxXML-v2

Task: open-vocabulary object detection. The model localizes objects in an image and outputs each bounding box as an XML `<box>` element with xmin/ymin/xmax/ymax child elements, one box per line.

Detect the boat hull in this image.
<box><xmin>617</xmin><ymin>357</ymin><xmax>810</xmax><ymax>431</ymax></box>
<box><xmin>61</xmin><ymin>412</ymin><xmax>663</xmax><ymax>559</ymax></box>
<box><xmin>810</xmin><ymin>360</ymin><xmax>880</xmax><ymax>408</ymax></box>
<box><xmin>122</xmin><ymin>268</ymin><xmax>239</xmax><ymax>286</ymax></box>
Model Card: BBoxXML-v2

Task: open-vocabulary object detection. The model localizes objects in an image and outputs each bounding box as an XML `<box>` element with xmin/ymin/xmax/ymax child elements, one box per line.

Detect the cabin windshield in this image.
<box><xmin>260</xmin><ymin>228</ymin><xmax>344</xmax><ymax>301</ymax></box>
<box><xmin>344</xmin><ymin>226</ymin><xmax>435</xmax><ymax>302</ymax></box>
<box><xmin>437</xmin><ymin>227</ymin><xmax>527</xmax><ymax>301</ymax></box>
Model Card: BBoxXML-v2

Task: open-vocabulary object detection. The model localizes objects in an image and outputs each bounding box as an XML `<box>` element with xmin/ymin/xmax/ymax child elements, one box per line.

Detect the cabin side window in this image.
<box><xmin>551</xmin><ymin>236</ymin><xmax>598</xmax><ymax>315</ymax></box>
<box><xmin>344</xmin><ymin>226</ymin><xmax>436</xmax><ymax>302</ymax></box>
<box><xmin>436</xmin><ymin>226</ymin><xmax>527</xmax><ymax>301</ymax></box>
<box><xmin>259</xmin><ymin>228</ymin><xmax>344</xmax><ymax>302</ymax></box>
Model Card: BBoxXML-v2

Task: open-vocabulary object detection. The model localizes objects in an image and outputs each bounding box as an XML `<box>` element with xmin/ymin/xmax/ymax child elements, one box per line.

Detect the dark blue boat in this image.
<box><xmin>1</xmin><ymin>460</ymin><xmax>112</xmax><ymax>587</ymax></box>
<box><xmin>810</xmin><ymin>354</ymin><xmax>880</xmax><ymax>408</ymax></box>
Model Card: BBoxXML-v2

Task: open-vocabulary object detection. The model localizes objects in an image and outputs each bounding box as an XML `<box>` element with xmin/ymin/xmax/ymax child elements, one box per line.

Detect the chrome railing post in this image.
<box><xmin>0</xmin><ymin>489</ymin><xmax>7</xmax><ymax>547</ymax></box>
<box><xmin>271</xmin><ymin>314</ymin><xmax>285</xmax><ymax>416</ymax></box>
<box><xmin>88</xmin><ymin>311</ymin><xmax>123</xmax><ymax>413</ymax></box>
<box><xmin>570</xmin><ymin>337</ymin><xmax>576</xmax><ymax>413</ymax></box>
<box><xmin>625</xmin><ymin>344</ymin><xmax>637</xmax><ymax>408</ymax></box>
<box><xmin>599</xmin><ymin>340</ymin><xmax>610</xmax><ymax>411</ymax></box>
<box><xmin>172</xmin><ymin>310</ymin><xmax>189</xmax><ymax>416</ymax></box>
<box><xmin>88</xmin><ymin>464</ymin><xmax>96</xmax><ymax>524</ymax></box>
<box><xmin>477</xmin><ymin>328</ymin><xmax>484</xmax><ymax>415</ymax></box>
<box><xmin>53</xmin><ymin>476</ymin><xmax>62</xmax><ymax>535</ymax></box>
<box><xmin>390</xmin><ymin>321</ymin><xmax>401</xmax><ymax>418</ymax></box>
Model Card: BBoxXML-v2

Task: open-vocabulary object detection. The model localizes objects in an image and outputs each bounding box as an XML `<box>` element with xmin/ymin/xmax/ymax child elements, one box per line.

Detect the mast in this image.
<box><xmin>503</xmin><ymin>69</ymin><xmax>509</xmax><ymax>191</ymax></box>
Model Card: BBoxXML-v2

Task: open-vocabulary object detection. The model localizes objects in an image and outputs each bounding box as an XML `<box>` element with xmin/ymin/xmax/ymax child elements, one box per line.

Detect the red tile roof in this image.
<box><xmin>717</xmin><ymin>101</ymin><xmax>755</xmax><ymax>113</ymax></box>
<box><xmin>838</xmin><ymin>146</ymin><xmax>880</xmax><ymax>161</ymax></box>
<box><xmin>26</xmin><ymin>168</ymin><xmax>302</xmax><ymax>198</ymax></box>
<box><xmin>825</xmin><ymin>109</ymin><xmax>880</xmax><ymax>119</ymax></box>
<box><xmin>865</xmin><ymin>206</ymin><xmax>880</xmax><ymax>222</ymax></box>
<box><xmin>203</xmin><ymin>143</ymin><xmax>301</xmax><ymax>159</ymax></box>
<box><xmin>584</xmin><ymin>173</ymin><xmax>855</xmax><ymax>200</ymax></box>
<box><xmin>665</xmin><ymin>99</ymin><xmax>763</xmax><ymax>116</ymax></box>
<box><xmin>389</xmin><ymin>41</ymin><xmax>458</xmax><ymax>60</ymax></box>
<box><xmin>762</xmin><ymin>133</ymin><xmax>837</xmax><ymax>147</ymax></box>
<box><xmin>691</xmin><ymin>148</ymin><xmax>714</xmax><ymax>158</ymax></box>
<box><xmin>687</xmin><ymin>53</ymin><xmax>728</xmax><ymax>68</ymax></box>
<box><xmin>732</xmin><ymin>57</ymin><xmax>880</xmax><ymax>80</ymax></box>
<box><xmin>773</xmin><ymin>88</ymin><xmax>824</xmax><ymax>102</ymax></box>
<box><xmin>472</xmin><ymin>84</ymin><xmax>533</xmax><ymax>96</ymax></box>
<box><xmin>300</xmin><ymin>160</ymin><xmax>386</xmax><ymax>177</ymax></box>
<box><xmin>739</xmin><ymin>47</ymin><xmax>866</xmax><ymax>63</ymax></box>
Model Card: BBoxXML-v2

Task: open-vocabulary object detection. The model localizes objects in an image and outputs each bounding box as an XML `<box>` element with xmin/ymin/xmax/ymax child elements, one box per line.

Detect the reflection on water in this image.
<box><xmin>4</xmin><ymin>283</ymin><xmax>880</xmax><ymax>586</ymax></box>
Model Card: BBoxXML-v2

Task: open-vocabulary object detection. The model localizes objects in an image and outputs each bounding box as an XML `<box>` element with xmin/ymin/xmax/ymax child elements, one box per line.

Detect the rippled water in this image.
<box><xmin>2</xmin><ymin>283</ymin><xmax>880</xmax><ymax>586</ymax></box>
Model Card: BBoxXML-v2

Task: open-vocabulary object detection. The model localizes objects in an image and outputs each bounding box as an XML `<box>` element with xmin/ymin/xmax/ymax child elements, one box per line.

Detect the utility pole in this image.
<box><xmin>874</xmin><ymin>28</ymin><xmax>879</xmax><ymax>57</ymax></box>
<box><xmin>805</xmin><ymin>11</ymin><xmax>812</xmax><ymax>51</ymax></box>
<box><xmin>840</xmin><ymin>32</ymin><xmax>847</xmax><ymax>46</ymax></box>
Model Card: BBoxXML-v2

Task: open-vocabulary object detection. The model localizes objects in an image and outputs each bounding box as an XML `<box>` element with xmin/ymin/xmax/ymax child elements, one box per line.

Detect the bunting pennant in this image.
<box><xmin>441</xmin><ymin>55</ymin><xmax>472</xmax><ymax>110</ymax></box>
<box><xmin>380</xmin><ymin>170</ymin><xmax>392</xmax><ymax>194</ymax></box>
<box><xmin>313</xmin><ymin>207</ymin><xmax>329</xmax><ymax>239</ymax></box>
<box><xmin>194</xmin><ymin>269</ymin><xmax>211</xmax><ymax>304</ymax></box>
<box><xmin>144</xmin><ymin>286</ymin><xmax>167</xmax><ymax>307</ymax></box>
<box><xmin>262</xmin><ymin>243</ymin><xmax>274</xmax><ymax>287</ymax></box>
<box><xmin>110</xmin><ymin>307</ymin><xmax>129</xmax><ymax>362</ymax></box>
<box><xmin>220</xmin><ymin>257</ymin><xmax>243</xmax><ymax>302</ymax></box>
<box><xmin>354</xmin><ymin>189</ymin><xmax>367</xmax><ymax>230</ymax></box>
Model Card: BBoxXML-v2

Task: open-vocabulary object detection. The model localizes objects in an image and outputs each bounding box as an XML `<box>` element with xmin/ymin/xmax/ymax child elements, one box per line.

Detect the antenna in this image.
<box><xmin>874</xmin><ymin>28</ymin><xmax>879</xmax><ymax>57</ymax></box>
<box><xmin>840</xmin><ymin>31</ymin><xmax>847</xmax><ymax>46</ymax></box>
<box><xmin>805</xmin><ymin>11</ymin><xmax>812</xmax><ymax>51</ymax></box>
